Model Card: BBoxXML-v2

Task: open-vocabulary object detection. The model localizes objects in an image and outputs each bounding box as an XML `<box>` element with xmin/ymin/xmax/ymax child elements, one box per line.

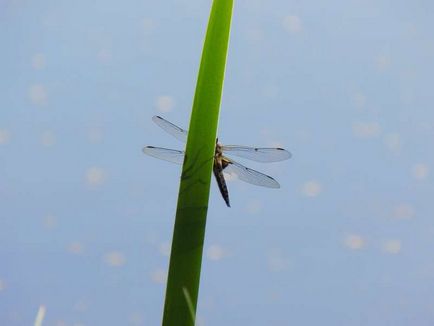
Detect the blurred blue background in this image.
<box><xmin>1</xmin><ymin>0</ymin><xmax>434</xmax><ymax>325</ymax></box>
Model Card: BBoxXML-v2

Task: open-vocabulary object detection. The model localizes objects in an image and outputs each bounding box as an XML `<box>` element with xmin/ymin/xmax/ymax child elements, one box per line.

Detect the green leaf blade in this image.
<box><xmin>162</xmin><ymin>0</ymin><xmax>234</xmax><ymax>325</ymax></box>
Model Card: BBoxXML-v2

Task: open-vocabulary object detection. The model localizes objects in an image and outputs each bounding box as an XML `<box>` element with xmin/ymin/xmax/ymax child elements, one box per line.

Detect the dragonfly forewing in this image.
<box><xmin>221</xmin><ymin>145</ymin><xmax>291</xmax><ymax>162</ymax></box>
<box><xmin>152</xmin><ymin>116</ymin><xmax>188</xmax><ymax>143</ymax></box>
<box><xmin>142</xmin><ymin>146</ymin><xmax>184</xmax><ymax>165</ymax></box>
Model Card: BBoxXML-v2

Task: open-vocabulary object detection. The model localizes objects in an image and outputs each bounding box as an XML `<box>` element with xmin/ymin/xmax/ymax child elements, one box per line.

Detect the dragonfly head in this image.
<box><xmin>215</xmin><ymin>141</ymin><xmax>223</xmax><ymax>156</ymax></box>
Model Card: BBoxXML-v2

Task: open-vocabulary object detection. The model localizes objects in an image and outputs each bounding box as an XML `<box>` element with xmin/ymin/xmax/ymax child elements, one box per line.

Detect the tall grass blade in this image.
<box><xmin>162</xmin><ymin>0</ymin><xmax>233</xmax><ymax>325</ymax></box>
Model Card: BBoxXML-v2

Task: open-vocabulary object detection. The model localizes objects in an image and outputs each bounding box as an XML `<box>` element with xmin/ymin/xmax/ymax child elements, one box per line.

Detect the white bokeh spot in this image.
<box><xmin>245</xmin><ymin>27</ymin><xmax>265</xmax><ymax>43</ymax></box>
<box><xmin>129</xmin><ymin>312</ymin><xmax>144</xmax><ymax>326</ymax></box>
<box><xmin>376</xmin><ymin>53</ymin><xmax>391</xmax><ymax>71</ymax></box>
<box><xmin>383</xmin><ymin>133</ymin><xmax>400</xmax><ymax>153</ymax></box>
<box><xmin>245</xmin><ymin>199</ymin><xmax>263</xmax><ymax>214</ymax></box>
<box><xmin>143</xmin><ymin>18</ymin><xmax>155</xmax><ymax>34</ymax></box>
<box><xmin>68</xmin><ymin>242</ymin><xmax>84</xmax><ymax>255</ymax></box>
<box><xmin>262</xmin><ymin>84</ymin><xmax>279</xmax><ymax>99</ymax></box>
<box><xmin>301</xmin><ymin>180</ymin><xmax>322</xmax><ymax>197</ymax></box>
<box><xmin>344</xmin><ymin>234</ymin><xmax>365</xmax><ymax>250</ymax></box>
<box><xmin>412</xmin><ymin>163</ymin><xmax>429</xmax><ymax>180</ymax></box>
<box><xmin>97</xmin><ymin>48</ymin><xmax>112</xmax><ymax>64</ymax></box>
<box><xmin>43</xmin><ymin>214</ymin><xmax>57</xmax><ymax>229</ymax></box>
<box><xmin>73</xmin><ymin>299</ymin><xmax>90</xmax><ymax>313</ymax></box>
<box><xmin>41</xmin><ymin>130</ymin><xmax>56</xmax><ymax>147</ymax></box>
<box><xmin>150</xmin><ymin>268</ymin><xmax>167</xmax><ymax>284</ymax></box>
<box><xmin>156</xmin><ymin>95</ymin><xmax>175</xmax><ymax>113</ymax></box>
<box><xmin>29</xmin><ymin>84</ymin><xmax>48</xmax><ymax>106</ymax></box>
<box><xmin>32</xmin><ymin>53</ymin><xmax>46</xmax><ymax>70</ymax></box>
<box><xmin>0</xmin><ymin>129</ymin><xmax>11</xmax><ymax>144</ymax></box>
<box><xmin>0</xmin><ymin>279</ymin><xmax>6</xmax><ymax>291</ymax></box>
<box><xmin>222</xmin><ymin>170</ymin><xmax>237</xmax><ymax>182</ymax></box>
<box><xmin>352</xmin><ymin>121</ymin><xmax>381</xmax><ymax>138</ymax></box>
<box><xmin>282</xmin><ymin>15</ymin><xmax>302</xmax><ymax>34</ymax></box>
<box><xmin>88</xmin><ymin>127</ymin><xmax>104</xmax><ymax>144</ymax></box>
<box><xmin>206</xmin><ymin>244</ymin><xmax>225</xmax><ymax>261</ymax></box>
<box><xmin>392</xmin><ymin>203</ymin><xmax>415</xmax><ymax>219</ymax></box>
<box><xmin>353</xmin><ymin>91</ymin><xmax>366</xmax><ymax>109</ymax></box>
<box><xmin>159</xmin><ymin>241</ymin><xmax>171</xmax><ymax>257</ymax></box>
<box><xmin>103</xmin><ymin>251</ymin><xmax>126</xmax><ymax>267</ymax></box>
<box><xmin>268</xmin><ymin>248</ymin><xmax>291</xmax><ymax>272</ymax></box>
<box><xmin>86</xmin><ymin>167</ymin><xmax>106</xmax><ymax>187</ymax></box>
<box><xmin>382</xmin><ymin>240</ymin><xmax>401</xmax><ymax>254</ymax></box>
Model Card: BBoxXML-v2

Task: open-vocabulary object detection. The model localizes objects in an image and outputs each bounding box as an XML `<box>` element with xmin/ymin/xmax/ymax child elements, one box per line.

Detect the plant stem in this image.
<box><xmin>162</xmin><ymin>0</ymin><xmax>233</xmax><ymax>325</ymax></box>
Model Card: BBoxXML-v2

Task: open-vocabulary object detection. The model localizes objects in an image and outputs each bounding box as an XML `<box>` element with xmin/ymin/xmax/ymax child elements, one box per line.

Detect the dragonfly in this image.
<box><xmin>143</xmin><ymin>116</ymin><xmax>291</xmax><ymax>207</ymax></box>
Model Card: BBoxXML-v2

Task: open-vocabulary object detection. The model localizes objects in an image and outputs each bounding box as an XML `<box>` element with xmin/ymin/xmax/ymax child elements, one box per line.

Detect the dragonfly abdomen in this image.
<box><xmin>213</xmin><ymin>163</ymin><xmax>230</xmax><ymax>207</ymax></box>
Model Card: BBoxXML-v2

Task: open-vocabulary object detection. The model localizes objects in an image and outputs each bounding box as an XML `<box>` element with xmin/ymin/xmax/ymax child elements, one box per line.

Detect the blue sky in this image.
<box><xmin>1</xmin><ymin>0</ymin><xmax>434</xmax><ymax>325</ymax></box>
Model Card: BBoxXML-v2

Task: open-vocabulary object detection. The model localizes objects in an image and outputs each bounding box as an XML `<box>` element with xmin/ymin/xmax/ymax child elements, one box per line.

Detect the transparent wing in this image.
<box><xmin>223</xmin><ymin>159</ymin><xmax>280</xmax><ymax>188</ymax></box>
<box><xmin>221</xmin><ymin>145</ymin><xmax>291</xmax><ymax>162</ymax></box>
<box><xmin>152</xmin><ymin>116</ymin><xmax>188</xmax><ymax>143</ymax></box>
<box><xmin>142</xmin><ymin>146</ymin><xmax>184</xmax><ymax>165</ymax></box>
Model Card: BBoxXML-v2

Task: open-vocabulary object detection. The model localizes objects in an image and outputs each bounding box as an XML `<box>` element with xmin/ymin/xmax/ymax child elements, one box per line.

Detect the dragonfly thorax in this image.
<box><xmin>215</xmin><ymin>142</ymin><xmax>223</xmax><ymax>158</ymax></box>
<box><xmin>214</xmin><ymin>142</ymin><xmax>230</xmax><ymax>169</ymax></box>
